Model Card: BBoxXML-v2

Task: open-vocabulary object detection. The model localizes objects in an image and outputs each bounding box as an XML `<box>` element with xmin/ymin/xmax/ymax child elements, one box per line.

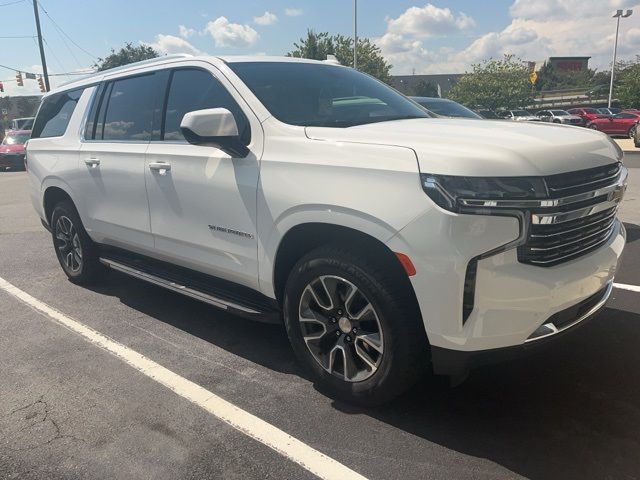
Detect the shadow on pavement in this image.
<box><xmin>624</xmin><ymin>222</ymin><xmax>640</xmax><ymax>243</ymax></box>
<box><xmin>86</xmin><ymin>268</ymin><xmax>640</xmax><ymax>480</ymax></box>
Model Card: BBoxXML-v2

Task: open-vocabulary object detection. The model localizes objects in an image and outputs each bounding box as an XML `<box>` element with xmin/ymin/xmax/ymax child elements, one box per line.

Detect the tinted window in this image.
<box><xmin>31</xmin><ymin>89</ymin><xmax>83</xmax><ymax>138</ymax></box>
<box><xmin>228</xmin><ymin>62</ymin><xmax>429</xmax><ymax>127</ymax></box>
<box><xmin>615</xmin><ymin>113</ymin><xmax>636</xmax><ymax>119</ymax></box>
<box><xmin>163</xmin><ymin>69</ymin><xmax>250</xmax><ymax>143</ymax></box>
<box><xmin>101</xmin><ymin>74</ymin><xmax>156</xmax><ymax>141</ymax></box>
<box><xmin>551</xmin><ymin>110</ymin><xmax>569</xmax><ymax>115</ymax></box>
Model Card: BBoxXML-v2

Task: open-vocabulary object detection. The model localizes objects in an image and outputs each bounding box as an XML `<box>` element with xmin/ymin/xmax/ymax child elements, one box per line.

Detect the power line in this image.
<box><xmin>0</xmin><ymin>35</ymin><xmax>36</xmax><ymax>39</ymax></box>
<box><xmin>0</xmin><ymin>0</ymin><xmax>26</xmax><ymax>6</ymax></box>
<box><xmin>42</xmin><ymin>36</ymin><xmax>70</xmax><ymax>79</ymax></box>
<box><xmin>37</xmin><ymin>0</ymin><xmax>97</xmax><ymax>60</ymax></box>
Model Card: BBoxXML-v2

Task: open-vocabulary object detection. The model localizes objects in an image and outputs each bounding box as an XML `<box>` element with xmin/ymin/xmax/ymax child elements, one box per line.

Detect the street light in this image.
<box><xmin>608</xmin><ymin>9</ymin><xmax>633</xmax><ymax>108</ymax></box>
<box><xmin>353</xmin><ymin>0</ymin><xmax>358</xmax><ymax>69</ymax></box>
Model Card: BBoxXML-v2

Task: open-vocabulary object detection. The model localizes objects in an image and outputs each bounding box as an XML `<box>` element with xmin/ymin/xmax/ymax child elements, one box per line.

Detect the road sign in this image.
<box><xmin>1</xmin><ymin>109</ymin><xmax>7</xmax><ymax>116</ymax></box>
<box><xmin>529</xmin><ymin>72</ymin><xmax>538</xmax><ymax>85</ymax></box>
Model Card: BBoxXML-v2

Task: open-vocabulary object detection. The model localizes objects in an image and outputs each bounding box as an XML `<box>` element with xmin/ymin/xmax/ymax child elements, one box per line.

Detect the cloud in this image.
<box><xmin>379</xmin><ymin>0</ymin><xmax>640</xmax><ymax>75</ymax></box>
<box><xmin>148</xmin><ymin>34</ymin><xmax>203</xmax><ymax>55</ymax></box>
<box><xmin>178</xmin><ymin>25</ymin><xmax>195</xmax><ymax>38</ymax></box>
<box><xmin>285</xmin><ymin>8</ymin><xmax>303</xmax><ymax>17</ymax></box>
<box><xmin>254</xmin><ymin>11</ymin><xmax>277</xmax><ymax>26</ymax></box>
<box><xmin>203</xmin><ymin>16</ymin><xmax>258</xmax><ymax>47</ymax></box>
<box><xmin>386</xmin><ymin>3</ymin><xmax>475</xmax><ymax>38</ymax></box>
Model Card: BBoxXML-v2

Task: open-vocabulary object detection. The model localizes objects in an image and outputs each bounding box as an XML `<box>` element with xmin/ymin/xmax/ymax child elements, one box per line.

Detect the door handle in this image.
<box><xmin>84</xmin><ymin>158</ymin><xmax>100</xmax><ymax>168</ymax></box>
<box><xmin>149</xmin><ymin>162</ymin><xmax>171</xmax><ymax>176</ymax></box>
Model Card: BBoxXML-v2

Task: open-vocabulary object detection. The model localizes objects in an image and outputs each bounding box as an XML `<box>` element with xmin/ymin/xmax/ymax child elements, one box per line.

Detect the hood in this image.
<box><xmin>0</xmin><ymin>144</ymin><xmax>25</xmax><ymax>154</ymax></box>
<box><xmin>305</xmin><ymin>118</ymin><xmax>621</xmax><ymax>177</ymax></box>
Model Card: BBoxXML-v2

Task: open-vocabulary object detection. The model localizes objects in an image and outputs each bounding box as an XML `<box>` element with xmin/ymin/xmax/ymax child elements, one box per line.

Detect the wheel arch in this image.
<box><xmin>43</xmin><ymin>185</ymin><xmax>74</xmax><ymax>225</ymax></box>
<box><xmin>272</xmin><ymin>222</ymin><xmax>422</xmax><ymax>319</ymax></box>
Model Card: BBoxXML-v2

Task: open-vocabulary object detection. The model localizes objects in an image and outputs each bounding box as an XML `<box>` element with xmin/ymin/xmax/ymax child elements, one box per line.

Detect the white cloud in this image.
<box><xmin>203</xmin><ymin>16</ymin><xmax>258</xmax><ymax>48</ymax></box>
<box><xmin>148</xmin><ymin>34</ymin><xmax>203</xmax><ymax>55</ymax></box>
<box><xmin>254</xmin><ymin>11</ymin><xmax>277</xmax><ymax>26</ymax></box>
<box><xmin>380</xmin><ymin>0</ymin><xmax>640</xmax><ymax>75</ymax></box>
<box><xmin>386</xmin><ymin>4</ymin><xmax>475</xmax><ymax>38</ymax></box>
<box><xmin>178</xmin><ymin>25</ymin><xmax>195</xmax><ymax>38</ymax></box>
<box><xmin>285</xmin><ymin>8</ymin><xmax>303</xmax><ymax>17</ymax></box>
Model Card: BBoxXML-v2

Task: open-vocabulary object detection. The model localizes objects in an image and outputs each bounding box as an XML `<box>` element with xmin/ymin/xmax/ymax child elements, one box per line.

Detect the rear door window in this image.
<box><xmin>31</xmin><ymin>88</ymin><xmax>84</xmax><ymax>138</ymax></box>
<box><xmin>99</xmin><ymin>74</ymin><xmax>157</xmax><ymax>141</ymax></box>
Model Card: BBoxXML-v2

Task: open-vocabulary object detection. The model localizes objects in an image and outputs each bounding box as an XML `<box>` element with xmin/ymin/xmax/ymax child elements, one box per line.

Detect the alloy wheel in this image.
<box><xmin>298</xmin><ymin>275</ymin><xmax>384</xmax><ymax>382</ymax></box>
<box><xmin>55</xmin><ymin>215</ymin><xmax>83</xmax><ymax>273</ymax></box>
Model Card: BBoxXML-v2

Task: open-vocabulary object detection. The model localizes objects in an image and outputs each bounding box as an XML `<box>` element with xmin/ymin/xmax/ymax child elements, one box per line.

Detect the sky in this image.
<box><xmin>1</xmin><ymin>0</ymin><xmax>639</xmax><ymax>96</ymax></box>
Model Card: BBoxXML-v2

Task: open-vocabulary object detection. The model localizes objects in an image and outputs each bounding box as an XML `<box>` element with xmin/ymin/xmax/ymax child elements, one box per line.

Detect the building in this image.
<box><xmin>547</xmin><ymin>56</ymin><xmax>591</xmax><ymax>72</ymax></box>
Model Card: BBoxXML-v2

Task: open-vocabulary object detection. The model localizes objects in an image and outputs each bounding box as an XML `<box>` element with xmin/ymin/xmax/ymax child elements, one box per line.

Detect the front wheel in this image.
<box><xmin>589</xmin><ymin>124</ymin><xmax>599</xmax><ymax>130</ymax></box>
<box><xmin>51</xmin><ymin>200</ymin><xmax>107</xmax><ymax>284</ymax></box>
<box><xmin>283</xmin><ymin>245</ymin><xmax>428</xmax><ymax>406</ymax></box>
<box><xmin>629</xmin><ymin>124</ymin><xmax>637</xmax><ymax>139</ymax></box>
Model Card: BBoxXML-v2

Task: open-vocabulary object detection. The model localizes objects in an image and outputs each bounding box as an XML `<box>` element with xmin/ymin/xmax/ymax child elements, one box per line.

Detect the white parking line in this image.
<box><xmin>0</xmin><ymin>277</ymin><xmax>368</xmax><ymax>480</ymax></box>
<box><xmin>614</xmin><ymin>282</ymin><xmax>640</xmax><ymax>293</ymax></box>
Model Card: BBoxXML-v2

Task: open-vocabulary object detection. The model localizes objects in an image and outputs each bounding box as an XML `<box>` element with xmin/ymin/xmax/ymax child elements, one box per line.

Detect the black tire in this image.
<box><xmin>283</xmin><ymin>245</ymin><xmax>428</xmax><ymax>406</ymax></box>
<box><xmin>589</xmin><ymin>124</ymin><xmax>599</xmax><ymax>130</ymax></box>
<box><xmin>50</xmin><ymin>200</ymin><xmax>107</xmax><ymax>284</ymax></box>
<box><xmin>629</xmin><ymin>124</ymin><xmax>637</xmax><ymax>139</ymax></box>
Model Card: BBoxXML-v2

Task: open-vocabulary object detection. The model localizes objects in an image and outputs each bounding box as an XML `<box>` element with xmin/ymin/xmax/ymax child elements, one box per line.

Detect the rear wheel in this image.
<box><xmin>589</xmin><ymin>124</ymin><xmax>599</xmax><ymax>130</ymax></box>
<box><xmin>629</xmin><ymin>124</ymin><xmax>637</xmax><ymax>139</ymax></box>
<box><xmin>283</xmin><ymin>245</ymin><xmax>428</xmax><ymax>406</ymax></box>
<box><xmin>51</xmin><ymin>200</ymin><xmax>107</xmax><ymax>284</ymax></box>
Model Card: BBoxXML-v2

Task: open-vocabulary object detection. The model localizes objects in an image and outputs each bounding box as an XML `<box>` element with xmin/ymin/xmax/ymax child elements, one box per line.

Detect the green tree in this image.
<box><xmin>287</xmin><ymin>30</ymin><xmax>393</xmax><ymax>84</ymax></box>
<box><xmin>448</xmin><ymin>55</ymin><xmax>535</xmax><ymax>110</ymax></box>
<box><xmin>617</xmin><ymin>60</ymin><xmax>640</xmax><ymax>108</ymax></box>
<box><xmin>95</xmin><ymin>42</ymin><xmax>160</xmax><ymax>71</ymax></box>
<box><xmin>16</xmin><ymin>96</ymin><xmax>36</xmax><ymax>117</ymax></box>
<box><xmin>412</xmin><ymin>80</ymin><xmax>438</xmax><ymax>97</ymax></box>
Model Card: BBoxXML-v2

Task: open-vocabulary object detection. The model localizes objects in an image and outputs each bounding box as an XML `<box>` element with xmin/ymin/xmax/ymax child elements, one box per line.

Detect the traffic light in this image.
<box><xmin>37</xmin><ymin>76</ymin><xmax>46</xmax><ymax>93</ymax></box>
<box><xmin>15</xmin><ymin>72</ymin><xmax>23</xmax><ymax>87</ymax></box>
<box><xmin>0</xmin><ymin>82</ymin><xmax>4</xmax><ymax>93</ymax></box>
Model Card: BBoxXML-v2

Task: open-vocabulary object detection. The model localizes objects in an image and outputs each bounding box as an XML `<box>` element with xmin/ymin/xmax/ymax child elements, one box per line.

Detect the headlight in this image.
<box><xmin>421</xmin><ymin>173</ymin><xmax>547</xmax><ymax>213</ymax></box>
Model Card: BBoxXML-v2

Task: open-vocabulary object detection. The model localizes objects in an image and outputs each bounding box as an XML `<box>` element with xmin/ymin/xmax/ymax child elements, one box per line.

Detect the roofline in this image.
<box><xmin>57</xmin><ymin>53</ymin><xmax>195</xmax><ymax>88</ymax></box>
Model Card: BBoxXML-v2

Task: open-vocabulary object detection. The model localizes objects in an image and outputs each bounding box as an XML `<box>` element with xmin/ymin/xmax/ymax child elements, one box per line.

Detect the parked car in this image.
<box><xmin>0</xmin><ymin>129</ymin><xmax>30</xmax><ymax>170</ymax></box>
<box><xmin>596</xmin><ymin>107</ymin><xmax>622</xmax><ymax>116</ymax></box>
<box><xmin>474</xmin><ymin>109</ymin><xmax>501</xmax><ymax>119</ymax></box>
<box><xmin>497</xmin><ymin>109</ymin><xmax>540</xmax><ymax>121</ymax></box>
<box><xmin>9</xmin><ymin>117</ymin><xmax>35</xmax><ymax>131</ymax></box>
<box><xmin>587</xmin><ymin>112</ymin><xmax>640</xmax><ymax>138</ymax></box>
<box><xmin>536</xmin><ymin>110</ymin><xmax>584</xmax><ymax>125</ymax></box>
<box><xmin>409</xmin><ymin>97</ymin><xmax>481</xmax><ymax>119</ymax></box>
<box><xmin>26</xmin><ymin>55</ymin><xmax>627</xmax><ymax>405</ymax></box>
<box><xmin>567</xmin><ymin>107</ymin><xmax>607</xmax><ymax>123</ymax></box>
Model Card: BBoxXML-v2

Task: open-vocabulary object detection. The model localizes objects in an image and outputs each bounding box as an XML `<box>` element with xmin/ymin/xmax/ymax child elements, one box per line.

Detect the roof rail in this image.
<box><xmin>57</xmin><ymin>53</ymin><xmax>194</xmax><ymax>88</ymax></box>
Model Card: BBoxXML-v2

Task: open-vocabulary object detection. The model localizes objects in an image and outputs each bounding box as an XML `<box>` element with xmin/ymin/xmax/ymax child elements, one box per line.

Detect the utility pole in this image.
<box><xmin>32</xmin><ymin>0</ymin><xmax>50</xmax><ymax>92</ymax></box>
<box><xmin>608</xmin><ymin>9</ymin><xmax>633</xmax><ymax>108</ymax></box>
<box><xmin>353</xmin><ymin>0</ymin><xmax>358</xmax><ymax>69</ymax></box>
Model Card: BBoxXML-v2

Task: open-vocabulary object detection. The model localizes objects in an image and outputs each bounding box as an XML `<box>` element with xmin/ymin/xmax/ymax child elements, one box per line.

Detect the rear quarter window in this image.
<box><xmin>31</xmin><ymin>88</ymin><xmax>84</xmax><ymax>139</ymax></box>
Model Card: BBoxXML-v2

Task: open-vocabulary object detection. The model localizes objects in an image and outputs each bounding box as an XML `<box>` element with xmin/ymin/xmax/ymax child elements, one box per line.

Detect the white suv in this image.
<box><xmin>27</xmin><ymin>55</ymin><xmax>627</xmax><ymax>405</ymax></box>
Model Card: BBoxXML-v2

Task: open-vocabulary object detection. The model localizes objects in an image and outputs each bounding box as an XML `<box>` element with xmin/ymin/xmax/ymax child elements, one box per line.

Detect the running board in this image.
<box><xmin>99</xmin><ymin>257</ymin><xmax>281</xmax><ymax>324</ymax></box>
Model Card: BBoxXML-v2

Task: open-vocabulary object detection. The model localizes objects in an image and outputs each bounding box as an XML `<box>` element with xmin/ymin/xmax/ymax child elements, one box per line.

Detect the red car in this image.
<box><xmin>567</xmin><ymin>107</ymin><xmax>607</xmax><ymax>123</ymax></box>
<box><xmin>587</xmin><ymin>112</ymin><xmax>640</xmax><ymax>138</ymax></box>
<box><xmin>0</xmin><ymin>129</ymin><xmax>30</xmax><ymax>170</ymax></box>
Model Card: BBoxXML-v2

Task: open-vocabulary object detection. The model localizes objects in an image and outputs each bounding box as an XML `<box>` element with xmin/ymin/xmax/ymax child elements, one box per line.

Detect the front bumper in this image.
<box><xmin>385</xmin><ymin>208</ymin><xmax>626</xmax><ymax>368</ymax></box>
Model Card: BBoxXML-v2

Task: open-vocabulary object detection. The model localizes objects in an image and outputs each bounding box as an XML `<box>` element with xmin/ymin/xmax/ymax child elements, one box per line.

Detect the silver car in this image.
<box><xmin>537</xmin><ymin>110</ymin><xmax>584</xmax><ymax>126</ymax></box>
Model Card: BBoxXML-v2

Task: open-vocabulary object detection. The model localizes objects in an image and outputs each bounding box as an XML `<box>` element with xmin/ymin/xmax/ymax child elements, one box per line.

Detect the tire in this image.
<box><xmin>589</xmin><ymin>124</ymin><xmax>599</xmax><ymax>130</ymax></box>
<box><xmin>283</xmin><ymin>245</ymin><xmax>428</xmax><ymax>406</ymax></box>
<box><xmin>629</xmin><ymin>124</ymin><xmax>637</xmax><ymax>139</ymax></box>
<box><xmin>553</xmin><ymin>119</ymin><xmax>561</xmax><ymax>124</ymax></box>
<box><xmin>50</xmin><ymin>200</ymin><xmax>107</xmax><ymax>284</ymax></box>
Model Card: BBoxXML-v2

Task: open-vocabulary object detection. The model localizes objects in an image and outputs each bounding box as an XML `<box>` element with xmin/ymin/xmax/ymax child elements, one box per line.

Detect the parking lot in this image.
<box><xmin>1</xmin><ymin>154</ymin><xmax>639</xmax><ymax>480</ymax></box>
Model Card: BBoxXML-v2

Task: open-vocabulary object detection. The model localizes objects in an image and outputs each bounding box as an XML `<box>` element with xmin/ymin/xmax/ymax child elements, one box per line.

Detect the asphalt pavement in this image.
<box><xmin>1</xmin><ymin>161</ymin><xmax>639</xmax><ymax>480</ymax></box>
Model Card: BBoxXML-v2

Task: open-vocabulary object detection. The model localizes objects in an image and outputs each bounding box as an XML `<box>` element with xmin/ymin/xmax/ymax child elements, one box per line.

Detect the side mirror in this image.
<box><xmin>180</xmin><ymin>108</ymin><xmax>249</xmax><ymax>157</ymax></box>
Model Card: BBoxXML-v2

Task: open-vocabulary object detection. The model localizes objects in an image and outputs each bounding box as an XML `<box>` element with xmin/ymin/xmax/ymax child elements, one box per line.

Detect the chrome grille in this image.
<box><xmin>519</xmin><ymin>163</ymin><xmax>626</xmax><ymax>267</ymax></box>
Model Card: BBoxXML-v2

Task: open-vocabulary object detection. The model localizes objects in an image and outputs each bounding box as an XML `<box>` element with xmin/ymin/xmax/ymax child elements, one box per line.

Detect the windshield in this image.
<box><xmin>2</xmin><ymin>134</ymin><xmax>30</xmax><ymax>145</ymax></box>
<box><xmin>12</xmin><ymin>118</ymin><xmax>34</xmax><ymax>130</ymax></box>
<box><xmin>512</xmin><ymin>110</ymin><xmax>531</xmax><ymax>117</ymax></box>
<box><xmin>551</xmin><ymin>110</ymin><xmax>570</xmax><ymax>115</ymax></box>
<box><xmin>583</xmin><ymin>108</ymin><xmax>599</xmax><ymax>114</ymax></box>
<box><xmin>228</xmin><ymin>62</ymin><xmax>429</xmax><ymax>127</ymax></box>
<box><xmin>413</xmin><ymin>99</ymin><xmax>481</xmax><ymax>119</ymax></box>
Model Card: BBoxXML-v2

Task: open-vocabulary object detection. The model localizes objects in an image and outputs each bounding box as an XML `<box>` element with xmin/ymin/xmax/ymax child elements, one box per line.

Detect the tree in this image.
<box><xmin>412</xmin><ymin>80</ymin><xmax>438</xmax><ymax>97</ymax></box>
<box><xmin>617</xmin><ymin>58</ymin><xmax>640</xmax><ymax>108</ymax></box>
<box><xmin>95</xmin><ymin>43</ymin><xmax>160</xmax><ymax>71</ymax></box>
<box><xmin>448</xmin><ymin>55</ymin><xmax>535</xmax><ymax>110</ymax></box>
<box><xmin>287</xmin><ymin>30</ymin><xmax>393</xmax><ymax>84</ymax></box>
<box><xmin>16</xmin><ymin>97</ymin><xmax>37</xmax><ymax>118</ymax></box>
